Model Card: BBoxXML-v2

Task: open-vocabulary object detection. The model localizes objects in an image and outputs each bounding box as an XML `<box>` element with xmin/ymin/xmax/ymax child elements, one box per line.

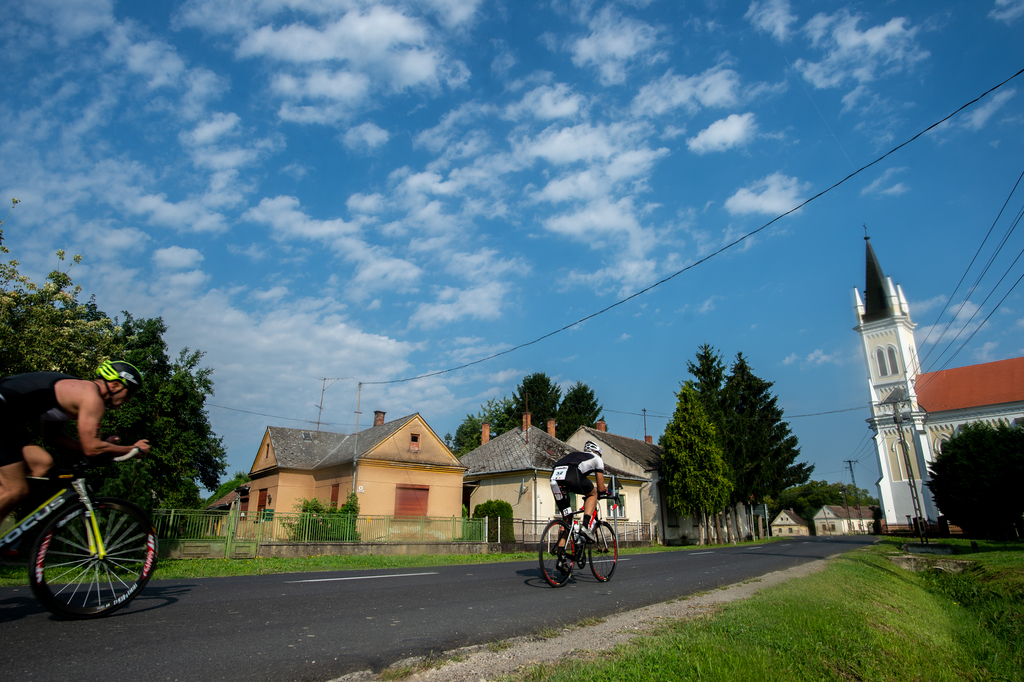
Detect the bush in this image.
<box><xmin>289</xmin><ymin>493</ymin><xmax>361</xmax><ymax>542</ymax></box>
<box><xmin>472</xmin><ymin>499</ymin><xmax>516</xmax><ymax>543</ymax></box>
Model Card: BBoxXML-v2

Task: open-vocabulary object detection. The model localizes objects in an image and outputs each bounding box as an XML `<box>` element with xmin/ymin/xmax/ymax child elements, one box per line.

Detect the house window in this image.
<box><xmin>331</xmin><ymin>483</ymin><xmax>340</xmax><ymax>509</ymax></box>
<box><xmin>887</xmin><ymin>347</ymin><xmax>900</xmax><ymax>376</ymax></box>
<box><xmin>395</xmin><ymin>485</ymin><xmax>429</xmax><ymax>517</ymax></box>
<box><xmin>410</xmin><ymin>433</ymin><xmax>420</xmax><ymax>452</ymax></box>
<box><xmin>257</xmin><ymin>488</ymin><xmax>268</xmax><ymax>513</ymax></box>
<box><xmin>607</xmin><ymin>495</ymin><xmax>626</xmax><ymax>519</ymax></box>
<box><xmin>667</xmin><ymin>508</ymin><xmax>679</xmax><ymax>528</ymax></box>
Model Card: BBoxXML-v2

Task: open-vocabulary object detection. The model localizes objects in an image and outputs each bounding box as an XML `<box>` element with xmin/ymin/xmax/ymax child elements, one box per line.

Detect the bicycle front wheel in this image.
<box><xmin>29</xmin><ymin>498</ymin><xmax>158</xmax><ymax>619</ymax></box>
<box><xmin>589</xmin><ymin>521</ymin><xmax>618</xmax><ymax>582</ymax></box>
<box><xmin>538</xmin><ymin>519</ymin><xmax>575</xmax><ymax>587</ymax></box>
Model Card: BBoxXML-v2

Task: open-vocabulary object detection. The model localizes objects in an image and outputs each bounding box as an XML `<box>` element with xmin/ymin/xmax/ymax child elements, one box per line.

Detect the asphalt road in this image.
<box><xmin>0</xmin><ymin>536</ymin><xmax>874</xmax><ymax>681</ymax></box>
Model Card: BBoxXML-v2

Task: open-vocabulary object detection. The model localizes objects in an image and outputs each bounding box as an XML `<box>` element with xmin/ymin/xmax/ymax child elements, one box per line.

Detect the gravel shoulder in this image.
<box><xmin>331</xmin><ymin>558</ymin><xmax>829</xmax><ymax>682</ymax></box>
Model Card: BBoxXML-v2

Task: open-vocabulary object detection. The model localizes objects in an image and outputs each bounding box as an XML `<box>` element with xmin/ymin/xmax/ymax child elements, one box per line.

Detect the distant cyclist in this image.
<box><xmin>550</xmin><ymin>440</ymin><xmax>608</xmax><ymax>542</ymax></box>
<box><xmin>0</xmin><ymin>361</ymin><xmax>151</xmax><ymax>523</ymax></box>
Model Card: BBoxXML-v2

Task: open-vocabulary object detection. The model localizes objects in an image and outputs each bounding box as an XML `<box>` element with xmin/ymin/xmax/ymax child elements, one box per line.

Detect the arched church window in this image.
<box><xmin>887</xmin><ymin>347</ymin><xmax>900</xmax><ymax>376</ymax></box>
<box><xmin>875</xmin><ymin>348</ymin><xmax>889</xmax><ymax>377</ymax></box>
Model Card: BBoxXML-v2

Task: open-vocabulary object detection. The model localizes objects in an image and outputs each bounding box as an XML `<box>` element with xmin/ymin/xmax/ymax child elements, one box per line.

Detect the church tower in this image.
<box><xmin>853</xmin><ymin>237</ymin><xmax>939</xmax><ymax>525</ymax></box>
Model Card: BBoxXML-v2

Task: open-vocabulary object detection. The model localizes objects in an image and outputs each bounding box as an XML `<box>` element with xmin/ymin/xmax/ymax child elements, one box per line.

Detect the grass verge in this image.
<box><xmin>510</xmin><ymin>539</ymin><xmax>1024</xmax><ymax>682</ymax></box>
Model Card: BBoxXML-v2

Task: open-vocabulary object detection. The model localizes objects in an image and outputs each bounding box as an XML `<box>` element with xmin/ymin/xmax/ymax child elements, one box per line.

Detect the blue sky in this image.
<box><xmin>3</xmin><ymin>0</ymin><xmax>1023</xmax><ymax>494</ymax></box>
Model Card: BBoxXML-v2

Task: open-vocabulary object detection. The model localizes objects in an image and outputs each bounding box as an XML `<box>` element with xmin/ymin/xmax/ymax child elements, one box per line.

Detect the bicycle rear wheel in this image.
<box><xmin>538</xmin><ymin>519</ymin><xmax>575</xmax><ymax>587</ymax></box>
<box><xmin>589</xmin><ymin>521</ymin><xmax>618</xmax><ymax>582</ymax></box>
<box><xmin>29</xmin><ymin>498</ymin><xmax>158</xmax><ymax>619</ymax></box>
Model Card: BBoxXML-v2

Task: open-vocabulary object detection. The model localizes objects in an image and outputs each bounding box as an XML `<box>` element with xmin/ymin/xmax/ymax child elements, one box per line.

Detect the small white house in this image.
<box><xmin>813</xmin><ymin>505</ymin><xmax>875</xmax><ymax>535</ymax></box>
<box><xmin>770</xmin><ymin>508</ymin><xmax>810</xmax><ymax>536</ymax></box>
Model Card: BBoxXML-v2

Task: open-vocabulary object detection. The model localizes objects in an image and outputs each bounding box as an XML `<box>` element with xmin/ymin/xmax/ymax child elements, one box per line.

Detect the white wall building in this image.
<box><xmin>854</xmin><ymin>237</ymin><xmax>1024</xmax><ymax>525</ymax></box>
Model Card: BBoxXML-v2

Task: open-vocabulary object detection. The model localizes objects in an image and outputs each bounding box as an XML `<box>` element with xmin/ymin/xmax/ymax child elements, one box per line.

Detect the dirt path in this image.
<box><xmin>331</xmin><ymin>558</ymin><xmax>829</xmax><ymax>682</ymax></box>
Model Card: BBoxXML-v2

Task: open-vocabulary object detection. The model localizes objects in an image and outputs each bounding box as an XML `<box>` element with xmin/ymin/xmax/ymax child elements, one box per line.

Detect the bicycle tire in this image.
<box><xmin>29</xmin><ymin>498</ymin><xmax>158</xmax><ymax>619</ymax></box>
<box><xmin>588</xmin><ymin>521</ymin><xmax>618</xmax><ymax>582</ymax></box>
<box><xmin>538</xmin><ymin>519</ymin><xmax>575</xmax><ymax>587</ymax></box>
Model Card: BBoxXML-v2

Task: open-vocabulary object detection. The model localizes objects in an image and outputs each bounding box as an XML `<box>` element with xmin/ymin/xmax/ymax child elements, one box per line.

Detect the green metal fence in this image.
<box><xmin>153</xmin><ymin>509</ymin><xmax>486</xmax><ymax>545</ymax></box>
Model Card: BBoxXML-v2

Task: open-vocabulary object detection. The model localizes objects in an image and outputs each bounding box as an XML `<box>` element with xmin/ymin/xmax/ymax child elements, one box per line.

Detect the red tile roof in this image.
<box><xmin>915</xmin><ymin>356</ymin><xmax>1024</xmax><ymax>412</ymax></box>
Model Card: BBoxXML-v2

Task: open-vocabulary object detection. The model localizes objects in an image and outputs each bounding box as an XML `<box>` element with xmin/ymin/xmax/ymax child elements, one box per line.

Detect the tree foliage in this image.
<box><xmin>205</xmin><ymin>470</ymin><xmax>252</xmax><ymax>506</ymax></box>
<box><xmin>509</xmin><ymin>372</ymin><xmax>561</xmax><ymax>430</ymax></box>
<box><xmin>452</xmin><ymin>396</ymin><xmax>518</xmax><ymax>456</ymax></box>
<box><xmin>556</xmin><ymin>381</ymin><xmax>603</xmax><ymax>441</ymax></box>
<box><xmin>769</xmin><ymin>479</ymin><xmax>879</xmax><ymax>525</ymax></box>
<box><xmin>685</xmin><ymin>347</ymin><xmax>812</xmax><ymax>507</ymax></box>
<box><xmin>927</xmin><ymin>422</ymin><xmax>1024</xmax><ymax>539</ymax></box>
<box><xmin>1</xmin><ymin>230</ymin><xmax>226</xmax><ymax>510</ymax></box>
<box><xmin>661</xmin><ymin>383</ymin><xmax>732</xmax><ymax>520</ymax></box>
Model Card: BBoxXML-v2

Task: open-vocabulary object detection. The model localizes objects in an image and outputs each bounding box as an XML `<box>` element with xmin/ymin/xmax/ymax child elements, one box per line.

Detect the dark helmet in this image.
<box><xmin>96</xmin><ymin>360</ymin><xmax>144</xmax><ymax>397</ymax></box>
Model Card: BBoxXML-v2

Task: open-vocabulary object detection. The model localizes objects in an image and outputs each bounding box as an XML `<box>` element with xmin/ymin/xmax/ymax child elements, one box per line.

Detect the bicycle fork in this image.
<box><xmin>72</xmin><ymin>480</ymin><xmax>106</xmax><ymax>560</ymax></box>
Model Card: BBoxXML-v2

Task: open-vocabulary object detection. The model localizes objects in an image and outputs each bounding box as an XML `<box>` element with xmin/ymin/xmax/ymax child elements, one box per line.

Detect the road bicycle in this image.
<box><xmin>538</xmin><ymin>490</ymin><xmax>619</xmax><ymax>587</ymax></box>
<box><xmin>0</xmin><ymin>448</ymin><xmax>157</xmax><ymax>619</ymax></box>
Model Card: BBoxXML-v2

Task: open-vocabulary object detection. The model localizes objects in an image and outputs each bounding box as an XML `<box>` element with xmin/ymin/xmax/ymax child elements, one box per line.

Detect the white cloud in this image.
<box><xmin>347</xmin><ymin>193</ymin><xmax>385</xmax><ymax>214</ymax></box>
<box><xmin>973</xmin><ymin>340</ymin><xmax>1000</xmax><ymax>362</ymax></box>
<box><xmin>963</xmin><ymin>89</ymin><xmax>1016</xmax><ymax>130</ymax></box>
<box><xmin>505</xmin><ymin>84</ymin><xmax>585</xmax><ymax>120</ymax></box>
<box><xmin>181</xmin><ymin>112</ymin><xmax>241</xmax><ymax>147</ymax></box>
<box><xmin>861</xmin><ymin>167</ymin><xmax>909</xmax><ymax>196</ymax></box>
<box><xmin>687</xmin><ymin>113</ymin><xmax>757</xmax><ymax>154</ymax></box>
<box><xmin>990</xmin><ymin>0</ymin><xmax>1024</xmax><ymax>24</ymax></box>
<box><xmin>570</xmin><ymin>6</ymin><xmax>660</xmax><ymax>85</ymax></box>
<box><xmin>153</xmin><ymin>246</ymin><xmax>204</xmax><ymax>270</ymax></box>
<box><xmin>745</xmin><ymin>0</ymin><xmax>797</xmax><ymax>42</ymax></box>
<box><xmin>22</xmin><ymin>0</ymin><xmax>115</xmax><ymax>43</ymax></box>
<box><xmin>724</xmin><ymin>172</ymin><xmax>809</xmax><ymax>216</ymax></box>
<box><xmin>125</xmin><ymin>39</ymin><xmax>187</xmax><ymax>89</ymax></box>
<box><xmin>343</xmin><ymin>122</ymin><xmax>390</xmax><ymax>151</ymax></box>
<box><xmin>796</xmin><ymin>10</ymin><xmax>929</xmax><ymax>91</ymax></box>
<box><xmin>410</xmin><ymin>281</ymin><xmax>510</xmax><ymax>329</ymax></box>
<box><xmin>631</xmin><ymin>65</ymin><xmax>742</xmax><ymax>117</ymax></box>
<box><xmin>245</xmin><ymin>195</ymin><xmax>356</xmax><ymax>242</ymax></box>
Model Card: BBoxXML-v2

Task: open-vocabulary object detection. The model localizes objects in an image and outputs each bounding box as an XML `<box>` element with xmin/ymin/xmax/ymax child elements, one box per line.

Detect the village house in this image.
<box><xmin>246</xmin><ymin>411</ymin><xmax>465</xmax><ymax>518</ymax></box>
<box><xmin>812</xmin><ymin>505</ymin><xmax>875</xmax><ymax>535</ymax></box>
<box><xmin>770</xmin><ymin>508</ymin><xmax>810</xmax><ymax>536</ymax></box>
<box><xmin>459</xmin><ymin>414</ymin><xmax>645</xmax><ymax>524</ymax></box>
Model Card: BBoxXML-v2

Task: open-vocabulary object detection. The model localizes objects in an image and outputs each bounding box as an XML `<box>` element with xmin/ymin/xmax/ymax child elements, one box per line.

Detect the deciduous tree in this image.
<box><xmin>927</xmin><ymin>422</ymin><xmax>1024</xmax><ymax>539</ymax></box>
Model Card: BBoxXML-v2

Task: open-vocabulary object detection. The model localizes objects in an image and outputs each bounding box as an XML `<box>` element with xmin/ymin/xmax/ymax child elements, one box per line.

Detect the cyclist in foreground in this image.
<box><xmin>550</xmin><ymin>440</ymin><xmax>608</xmax><ymax>542</ymax></box>
<box><xmin>0</xmin><ymin>360</ymin><xmax>151</xmax><ymax>525</ymax></box>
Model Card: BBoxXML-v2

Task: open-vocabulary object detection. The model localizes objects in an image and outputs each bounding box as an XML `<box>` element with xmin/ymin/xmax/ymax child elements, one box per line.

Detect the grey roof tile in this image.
<box><xmin>579</xmin><ymin>427</ymin><xmax>663</xmax><ymax>470</ymax></box>
<box><xmin>461</xmin><ymin>426</ymin><xmax>643</xmax><ymax>481</ymax></box>
<box><xmin>267</xmin><ymin>414</ymin><xmax>420</xmax><ymax>470</ymax></box>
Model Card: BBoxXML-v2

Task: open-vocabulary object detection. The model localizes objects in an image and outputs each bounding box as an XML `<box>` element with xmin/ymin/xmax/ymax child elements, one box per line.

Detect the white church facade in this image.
<box><xmin>853</xmin><ymin>237</ymin><xmax>1024</xmax><ymax>526</ymax></box>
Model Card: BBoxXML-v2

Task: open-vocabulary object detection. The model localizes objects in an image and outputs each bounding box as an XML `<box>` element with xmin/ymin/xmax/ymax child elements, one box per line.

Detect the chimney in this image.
<box><xmin>546</xmin><ymin>418</ymin><xmax>556</xmax><ymax>437</ymax></box>
<box><xmin>645</xmin><ymin>435</ymin><xmax>653</xmax><ymax>444</ymax></box>
<box><xmin>596</xmin><ymin>420</ymin><xmax>607</xmax><ymax>432</ymax></box>
<box><xmin>373</xmin><ymin>410</ymin><xmax>386</xmax><ymax>427</ymax></box>
<box><xmin>522</xmin><ymin>411</ymin><xmax>532</xmax><ymax>432</ymax></box>
<box><xmin>481</xmin><ymin>422</ymin><xmax>490</xmax><ymax>445</ymax></box>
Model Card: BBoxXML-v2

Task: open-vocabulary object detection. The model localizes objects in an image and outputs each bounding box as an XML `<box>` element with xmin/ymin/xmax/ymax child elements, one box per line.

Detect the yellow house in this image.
<box><xmin>247</xmin><ymin>411</ymin><xmax>465</xmax><ymax>518</ymax></box>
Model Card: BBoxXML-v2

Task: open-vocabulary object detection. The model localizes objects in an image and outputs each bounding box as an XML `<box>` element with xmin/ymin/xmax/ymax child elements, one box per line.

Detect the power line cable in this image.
<box><xmin>917</xmin><ymin>167</ymin><xmax>1024</xmax><ymax>365</ymax></box>
<box><xmin>361</xmin><ymin>66</ymin><xmax>1024</xmax><ymax>388</ymax></box>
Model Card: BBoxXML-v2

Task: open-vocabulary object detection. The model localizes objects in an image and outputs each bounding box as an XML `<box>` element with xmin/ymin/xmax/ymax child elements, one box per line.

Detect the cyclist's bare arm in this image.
<box><xmin>595</xmin><ymin>471</ymin><xmax>607</xmax><ymax>494</ymax></box>
<box><xmin>53</xmin><ymin>379</ymin><xmax>150</xmax><ymax>458</ymax></box>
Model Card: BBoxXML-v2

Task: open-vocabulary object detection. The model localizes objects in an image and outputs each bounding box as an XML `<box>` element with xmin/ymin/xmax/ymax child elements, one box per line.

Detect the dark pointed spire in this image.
<box><xmin>862</xmin><ymin>235</ymin><xmax>893</xmax><ymax>322</ymax></box>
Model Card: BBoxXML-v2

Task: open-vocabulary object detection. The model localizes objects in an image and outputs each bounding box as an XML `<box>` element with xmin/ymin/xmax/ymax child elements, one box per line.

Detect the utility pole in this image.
<box><xmin>893</xmin><ymin>401</ymin><xmax>928</xmax><ymax>545</ymax></box>
<box><xmin>844</xmin><ymin>460</ymin><xmax>862</xmax><ymax>531</ymax></box>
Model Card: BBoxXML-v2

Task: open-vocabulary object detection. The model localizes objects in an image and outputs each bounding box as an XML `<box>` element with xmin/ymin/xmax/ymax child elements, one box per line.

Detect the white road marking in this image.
<box><xmin>690</xmin><ymin>551</ymin><xmax>715</xmax><ymax>555</ymax></box>
<box><xmin>286</xmin><ymin>572</ymin><xmax>439</xmax><ymax>583</ymax></box>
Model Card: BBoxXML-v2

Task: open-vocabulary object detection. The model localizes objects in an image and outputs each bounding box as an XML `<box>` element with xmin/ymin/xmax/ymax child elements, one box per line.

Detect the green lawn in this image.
<box><xmin>512</xmin><ymin>538</ymin><xmax>1024</xmax><ymax>682</ymax></box>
